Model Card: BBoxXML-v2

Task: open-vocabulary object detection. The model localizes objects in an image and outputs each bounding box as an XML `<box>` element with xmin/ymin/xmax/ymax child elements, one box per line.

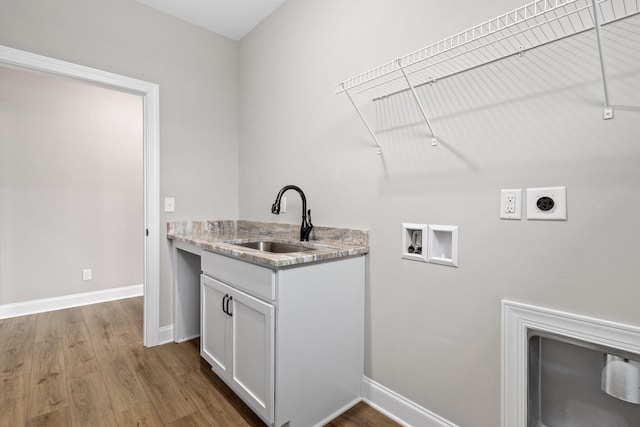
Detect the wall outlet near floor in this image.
<box><xmin>82</xmin><ymin>269</ymin><xmax>92</xmax><ymax>281</ymax></box>
<box><xmin>526</xmin><ymin>186</ymin><xmax>567</xmax><ymax>220</ymax></box>
<box><xmin>500</xmin><ymin>189</ymin><xmax>522</xmax><ymax>220</ymax></box>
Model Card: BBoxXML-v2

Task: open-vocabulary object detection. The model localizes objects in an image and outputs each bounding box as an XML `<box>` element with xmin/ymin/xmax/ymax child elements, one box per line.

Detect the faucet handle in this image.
<box><xmin>307</xmin><ymin>209</ymin><xmax>312</xmax><ymax>226</ymax></box>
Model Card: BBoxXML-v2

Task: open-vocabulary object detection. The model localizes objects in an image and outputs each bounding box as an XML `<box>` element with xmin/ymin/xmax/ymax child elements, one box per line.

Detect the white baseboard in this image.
<box><xmin>158</xmin><ymin>324</ymin><xmax>175</xmax><ymax>345</ymax></box>
<box><xmin>175</xmin><ymin>333</ymin><xmax>199</xmax><ymax>344</ymax></box>
<box><xmin>0</xmin><ymin>284</ymin><xmax>143</xmax><ymax>319</ymax></box>
<box><xmin>314</xmin><ymin>397</ymin><xmax>362</xmax><ymax>427</ymax></box>
<box><xmin>361</xmin><ymin>377</ymin><xmax>458</xmax><ymax>427</ymax></box>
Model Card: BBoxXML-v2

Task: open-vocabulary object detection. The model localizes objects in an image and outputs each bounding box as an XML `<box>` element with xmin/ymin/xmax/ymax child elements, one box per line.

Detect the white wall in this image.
<box><xmin>239</xmin><ymin>1</ymin><xmax>640</xmax><ymax>426</ymax></box>
<box><xmin>0</xmin><ymin>0</ymin><xmax>240</xmax><ymax>326</ymax></box>
<box><xmin>0</xmin><ymin>66</ymin><xmax>143</xmax><ymax>304</ymax></box>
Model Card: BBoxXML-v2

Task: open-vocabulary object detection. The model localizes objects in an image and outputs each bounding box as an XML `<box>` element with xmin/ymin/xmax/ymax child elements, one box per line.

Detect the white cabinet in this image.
<box><xmin>200</xmin><ymin>275</ymin><xmax>231</xmax><ymax>376</ymax></box>
<box><xmin>201</xmin><ymin>274</ymin><xmax>275</xmax><ymax>424</ymax></box>
<box><xmin>201</xmin><ymin>250</ymin><xmax>365</xmax><ymax>427</ymax></box>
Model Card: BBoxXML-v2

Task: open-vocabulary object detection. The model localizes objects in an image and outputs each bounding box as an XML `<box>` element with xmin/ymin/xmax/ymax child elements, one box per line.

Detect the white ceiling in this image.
<box><xmin>135</xmin><ymin>0</ymin><xmax>287</xmax><ymax>41</ymax></box>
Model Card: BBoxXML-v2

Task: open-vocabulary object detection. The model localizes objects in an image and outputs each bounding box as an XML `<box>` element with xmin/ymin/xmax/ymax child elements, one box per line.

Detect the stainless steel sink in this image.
<box><xmin>231</xmin><ymin>241</ymin><xmax>316</xmax><ymax>253</ymax></box>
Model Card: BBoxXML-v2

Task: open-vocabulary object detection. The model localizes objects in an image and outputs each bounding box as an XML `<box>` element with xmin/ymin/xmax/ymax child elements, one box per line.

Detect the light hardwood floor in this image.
<box><xmin>0</xmin><ymin>297</ymin><xmax>399</xmax><ymax>427</ymax></box>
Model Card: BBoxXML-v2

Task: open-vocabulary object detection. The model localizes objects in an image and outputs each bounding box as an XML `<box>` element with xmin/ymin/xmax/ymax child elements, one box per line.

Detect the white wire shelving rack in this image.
<box><xmin>335</xmin><ymin>0</ymin><xmax>640</xmax><ymax>155</ymax></box>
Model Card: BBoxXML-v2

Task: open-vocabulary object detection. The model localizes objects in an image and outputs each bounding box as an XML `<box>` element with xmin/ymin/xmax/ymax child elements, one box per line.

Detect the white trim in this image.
<box><xmin>0</xmin><ymin>45</ymin><xmax>161</xmax><ymax>347</ymax></box>
<box><xmin>501</xmin><ymin>300</ymin><xmax>640</xmax><ymax>427</ymax></box>
<box><xmin>158</xmin><ymin>324</ymin><xmax>175</xmax><ymax>345</ymax></box>
<box><xmin>0</xmin><ymin>284</ymin><xmax>143</xmax><ymax>319</ymax></box>
<box><xmin>361</xmin><ymin>377</ymin><xmax>459</xmax><ymax>427</ymax></box>
<box><xmin>312</xmin><ymin>397</ymin><xmax>361</xmax><ymax>427</ymax></box>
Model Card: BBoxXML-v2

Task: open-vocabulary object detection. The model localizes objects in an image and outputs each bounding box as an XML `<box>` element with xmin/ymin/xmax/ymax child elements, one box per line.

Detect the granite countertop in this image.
<box><xmin>167</xmin><ymin>220</ymin><xmax>369</xmax><ymax>268</ymax></box>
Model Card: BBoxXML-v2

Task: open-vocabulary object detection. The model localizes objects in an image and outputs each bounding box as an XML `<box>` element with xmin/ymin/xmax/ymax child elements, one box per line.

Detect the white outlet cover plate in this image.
<box><xmin>526</xmin><ymin>186</ymin><xmax>567</xmax><ymax>220</ymax></box>
<box><xmin>500</xmin><ymin>189</ymin><xmax>522</xmax><ymax>220</ymax></box>
<box><xmin>164</xmin><ymin>197</ymin><xmax>175</xmax><ymax>213</ymax></box>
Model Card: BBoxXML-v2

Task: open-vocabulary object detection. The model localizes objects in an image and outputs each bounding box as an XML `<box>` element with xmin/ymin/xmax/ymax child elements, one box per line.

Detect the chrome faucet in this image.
<box><xmin>271</xmin><ymin>185</ymin><xmax>313</xmax><ymax>241</ymax></box>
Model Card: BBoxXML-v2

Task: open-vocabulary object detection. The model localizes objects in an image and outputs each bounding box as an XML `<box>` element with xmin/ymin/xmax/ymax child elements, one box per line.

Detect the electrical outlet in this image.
<box><xmin>82</xmin><ymin>269</ymin><xmax>92</xmax><ymax>281</ymax></box>
<box><xmin>506</xmin><ymin>194</ymin><xmax>516</xmax><ymax>213</ymax></box>
<box><xmin>500</xmin><ymin>189</ymin><xmax>522</xmax><ymax>220</ymax></box>
<box><xmin>281</xmin><ymin>197</ymin><xmax>286</xmax><ymax>213</ymax></box>
<box><xmin>526</xmin><ymin>186</ymin><xmax>567</xmax><ymax>220</ymax></box>
<box><xmin>164</xmin><ymin>197</ymin><xmax>175</xmax><ymax>213</ymax></box>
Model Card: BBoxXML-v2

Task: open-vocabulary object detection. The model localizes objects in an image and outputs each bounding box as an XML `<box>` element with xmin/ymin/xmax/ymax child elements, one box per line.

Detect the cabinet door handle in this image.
<box><xmin>226</xmin><ymin>295</ymin><xmax>233</xmax><ymax>317</ymax></box>
<box><xmin>222</xmin><ymin>294</ymin><xmax>228</xmax><ymax>315</ymax></box>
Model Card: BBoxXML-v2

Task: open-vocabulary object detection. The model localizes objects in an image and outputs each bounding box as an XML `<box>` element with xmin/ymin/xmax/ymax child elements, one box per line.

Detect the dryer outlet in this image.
<box><xmin>526</xmin><ymin>187</ymin><xmax>567</xmax><ymax>220</ymax></box>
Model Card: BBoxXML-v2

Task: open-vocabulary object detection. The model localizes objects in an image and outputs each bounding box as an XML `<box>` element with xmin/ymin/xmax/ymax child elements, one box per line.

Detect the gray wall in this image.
<box><xmin>0</xmin><ymin>0</ymin><xmax>240</xmax><ymax>325</ymax></box>
<box><xmin>0</xmin><ymin>66</ymin><xmax>143</xmax><ymax>303</ymax></box>
<box><xmin>2</xmin><ymin>0</ymin><xmax>639</xmax><ymax>425</ymax></box>
<box><xmin>238</xmin><ymin>1</ymin><xmax>640</xmax><ymax>426</ymax></box>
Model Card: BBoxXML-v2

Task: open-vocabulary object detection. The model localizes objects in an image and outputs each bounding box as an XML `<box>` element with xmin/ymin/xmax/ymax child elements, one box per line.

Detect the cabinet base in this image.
<box><xmin>199</xmin><ymin>358</ymin><xmax>267</xmax><ymax>425</ymax></box>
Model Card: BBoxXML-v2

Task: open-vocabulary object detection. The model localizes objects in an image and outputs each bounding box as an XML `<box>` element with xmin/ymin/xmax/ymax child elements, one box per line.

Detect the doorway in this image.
<box><xmin>0</xmin><ymin>45</ymin><xmax>160</xmax><ymax>346</ymax></box>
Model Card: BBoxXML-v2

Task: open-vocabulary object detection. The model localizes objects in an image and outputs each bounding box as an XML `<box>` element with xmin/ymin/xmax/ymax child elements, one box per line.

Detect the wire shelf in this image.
<box><xmin>335</xmin><ymin>0</ymin><xmax>639</xmax><ymax>154</ymax></box>
<box><xmin>336</xmin><ymin>0</ymin><xmax>639</xmax><ymax>99</ymax></box>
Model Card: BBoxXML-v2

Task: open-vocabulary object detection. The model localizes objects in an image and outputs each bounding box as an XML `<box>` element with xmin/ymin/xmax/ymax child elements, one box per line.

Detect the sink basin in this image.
<box><xmin>231</xmin><ymin>241</ymin><xmax>316</xmax><ymax>253</ymax></box>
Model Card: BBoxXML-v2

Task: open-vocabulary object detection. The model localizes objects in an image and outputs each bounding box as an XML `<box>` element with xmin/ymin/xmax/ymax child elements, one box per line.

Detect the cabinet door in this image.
<box><xmin>200</xmin><ymin>275</ymin><xmax>232</xmax><ymax>379</ymax></box>
<box><xmin>228</xmin><ymin>288</ymin><xmax>275</xmax><ymax>424</ymax></box>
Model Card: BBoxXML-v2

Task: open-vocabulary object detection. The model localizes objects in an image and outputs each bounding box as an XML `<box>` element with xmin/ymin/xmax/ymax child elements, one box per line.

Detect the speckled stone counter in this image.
<box><xmin>167</xmin><ymin>220</ymin><xmax>369</xmax><ymax>268</ymax></box>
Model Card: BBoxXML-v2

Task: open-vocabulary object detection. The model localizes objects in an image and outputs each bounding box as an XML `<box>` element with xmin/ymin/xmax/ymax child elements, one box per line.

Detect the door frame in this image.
<box><xmin>0</xmin><ymin>45</ymin><xmax>161</xmax><ymax>346</ymax></box>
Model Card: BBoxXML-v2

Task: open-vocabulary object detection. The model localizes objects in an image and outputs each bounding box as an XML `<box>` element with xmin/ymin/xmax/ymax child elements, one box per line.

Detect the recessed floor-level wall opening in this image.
<box><xmin>502</xmin><ymin>301</ymin><xmax>640</xmax><ymax>427</ymax></box>
<box><xmin>527</xmin><ymin>331</ymin><xmax>640</xmax><ymax>426</ymax></box>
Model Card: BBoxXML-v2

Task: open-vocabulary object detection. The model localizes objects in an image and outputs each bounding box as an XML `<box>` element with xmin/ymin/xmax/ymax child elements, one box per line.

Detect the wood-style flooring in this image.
<box><xmin>0</xmin><ymin>297</ymin><xmax>400</xmax><ymax>426</ymax></box>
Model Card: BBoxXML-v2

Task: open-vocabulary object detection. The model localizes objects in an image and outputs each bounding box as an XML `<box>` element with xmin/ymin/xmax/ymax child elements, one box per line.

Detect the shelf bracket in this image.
<box><xmin>342</xmin><ymin>86</ymin><xmax>383</xmax><ymax>155</ymax></box>
<box><xmin>591</xmin><ymin>0</ymin><xmax>614</xmax><ymax>120</ymax></box>
<box><xmin>398</xmin><ymin>59</ymin><xmax>438</xmax><ymax>146</ymax></box>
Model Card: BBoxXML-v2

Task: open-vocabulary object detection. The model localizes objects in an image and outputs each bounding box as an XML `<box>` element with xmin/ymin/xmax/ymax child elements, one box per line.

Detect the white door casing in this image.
<box><xmin>0</xmin><ymin>45</ymin><xmax>161</xmax><ymax>346</ymax></box>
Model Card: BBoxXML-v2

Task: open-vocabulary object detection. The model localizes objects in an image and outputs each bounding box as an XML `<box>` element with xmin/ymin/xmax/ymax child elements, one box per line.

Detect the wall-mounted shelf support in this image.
<box><xmin>398</xmin><ymin>59</ymin><xmax>438</xmax><ymax>146</ymax></box>
<box><xmin>336</xmin><ymin>0</ymin><xmax>639</xmax><ymax>151</ymax></box>
<box><xmin>591</xmin><ymin>0</ymin><xmax>614</xmax><ymax>119</ymax></box>
<box><xmin>342</xmin><ymin>84</ymin><xmax>383</xmax><ymax>155</ymax></box>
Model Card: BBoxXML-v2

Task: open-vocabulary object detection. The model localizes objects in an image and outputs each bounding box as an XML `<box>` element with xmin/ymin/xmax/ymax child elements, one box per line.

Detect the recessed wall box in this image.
<box><xmin>526</xmin><ymin>187</ymin><xmax>567</xmax><ymax>220</ymax></box>
<box><xmin>427</xmin><ymin>225</ymin><xmax>459</xmax><ymax>267</ymax></box>
<box><xmin>401</xmin><ymin>223</ymin><xmax>428</xmax><ymax>262</ymax></box>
